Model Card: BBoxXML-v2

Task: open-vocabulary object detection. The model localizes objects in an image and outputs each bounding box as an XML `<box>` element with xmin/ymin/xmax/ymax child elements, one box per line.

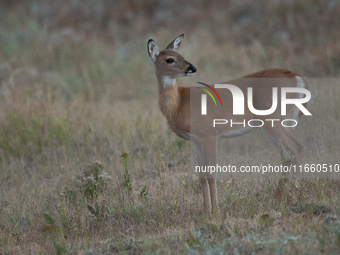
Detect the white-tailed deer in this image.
<box><xmin>147</xmin><ymin>34</ymin><xmax>310</xmax><ymax>216</ymax></box>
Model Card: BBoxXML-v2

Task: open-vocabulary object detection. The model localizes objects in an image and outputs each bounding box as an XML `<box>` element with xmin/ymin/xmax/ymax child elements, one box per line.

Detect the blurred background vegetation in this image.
<box><xmin>1</xmin><ymin>0</ymin><xmax>339</xmax><ymax>100</ymax></box>
<box><xmin>1</xmin><ymin>0</ymin><xmax>340</xmax><ymax>254</ymax></box>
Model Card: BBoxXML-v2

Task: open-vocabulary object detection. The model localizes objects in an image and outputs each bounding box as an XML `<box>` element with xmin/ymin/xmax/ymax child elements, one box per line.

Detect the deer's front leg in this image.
<box><xmin>200</xmin><ymin>177</ymin><xmax>211</xmax><ymax>216</ymax></box>
<box><xmin>201</xmin><ymin>137</ymin><xmax>219</xmax><ymax>216</ymax></box>
<box><xmin>195</xmin><ymin>138</ymin><xmax>214</xmax><ymax>216</ymax></box>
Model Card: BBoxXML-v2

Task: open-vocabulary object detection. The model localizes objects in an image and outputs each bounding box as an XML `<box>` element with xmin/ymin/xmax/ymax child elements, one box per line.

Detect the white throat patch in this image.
<box><xmin>162</xmin><ymin>76</ymin><xmax>176</xmax><ymax>87</ymax></box>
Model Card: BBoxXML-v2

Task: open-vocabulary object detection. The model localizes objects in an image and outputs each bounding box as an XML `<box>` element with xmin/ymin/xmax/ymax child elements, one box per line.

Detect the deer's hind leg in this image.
<box><xmin>262</xmin><ymin>125</ymin><xmax>305</xmax><ymax>204</ymax></box>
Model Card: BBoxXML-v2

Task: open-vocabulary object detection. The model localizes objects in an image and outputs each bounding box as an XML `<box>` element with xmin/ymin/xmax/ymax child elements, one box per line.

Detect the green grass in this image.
<box><xmin>1</xmin><ymin>1</ymin><xmax>340</xmax><ymax>254</ymax></box>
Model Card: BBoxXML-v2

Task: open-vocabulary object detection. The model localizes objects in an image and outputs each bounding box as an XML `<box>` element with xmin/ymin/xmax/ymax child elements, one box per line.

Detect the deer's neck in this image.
<box><xmin>157</xmin><ymin>75</ymin><xmax>180</xmax><ymax>120</ymax></box>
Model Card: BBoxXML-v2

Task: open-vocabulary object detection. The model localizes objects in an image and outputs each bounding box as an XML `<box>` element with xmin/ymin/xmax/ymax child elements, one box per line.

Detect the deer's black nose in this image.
<box><xmin>188</xmin><ymin>65</ymin><xmax>197</xmax><ymax>73</ymax></box>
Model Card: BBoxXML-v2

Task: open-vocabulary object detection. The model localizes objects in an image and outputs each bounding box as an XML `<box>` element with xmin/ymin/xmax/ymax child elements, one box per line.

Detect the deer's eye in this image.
<box><xmin>166</xmin><ymin>58</ymin><xmax>174</xmax><ymax>63</ymax></box>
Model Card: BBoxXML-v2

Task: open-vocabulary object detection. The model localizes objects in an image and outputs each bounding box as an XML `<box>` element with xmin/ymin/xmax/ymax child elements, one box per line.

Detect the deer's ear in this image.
<box><xmin>166</xmin><ymin>34</ymin><xmax>184</xmax><ymax>51</ymax></box>
<box><xmin>147</xmin><ymin>39</ymin><xmax>159</xmax><ymax>63</ymax></box>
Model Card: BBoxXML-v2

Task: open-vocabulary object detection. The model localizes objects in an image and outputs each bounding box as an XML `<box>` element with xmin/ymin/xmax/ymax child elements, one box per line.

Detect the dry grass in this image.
<box><xmin>1</xmin><ymin>0</ymin><xmax>340</xmax><ymax>254</ymax></box>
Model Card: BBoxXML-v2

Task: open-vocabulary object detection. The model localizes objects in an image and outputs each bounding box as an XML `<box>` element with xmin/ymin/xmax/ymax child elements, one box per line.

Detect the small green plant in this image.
<box><xmin>60</xmin><ymin>202</ymin><xmax>70</xmax><ymax>231</ymax></box>
<box><xmin>53</xmin><ymin>241</ymin><xmax>67</xmax><ymax>255</ymax></box>
<box><xmin>61</xmin><ymin>161</ymin><xmax>112</xmax><ymax>224</ymax></box>
<box><xmin>43</xmin><ymin>213</ymin><xmax>54</xmax><ymax>224</ymax></box>
<box><xmin>140</xmin><ymin>185</ymin><xmax>148</xmax><ymax>198</ymax></box>
<box><xmin>65</xmin><ymin>161</ymin><xmax>112</xmax><ymax>202</ymax></box>
<box><xmin>121</xmin><ymin>153</ymin><xmax>132</xmax><ymax>193</ymax></box>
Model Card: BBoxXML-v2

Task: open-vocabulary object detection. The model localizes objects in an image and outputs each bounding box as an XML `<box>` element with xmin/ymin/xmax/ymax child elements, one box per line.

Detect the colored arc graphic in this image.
<box><xmin>196</xmin><ymin>82</ymin><xmax>223</xmax><ymax>106</ymax></box>
<box><xmin>197</xmin><ymin>87</ymin><xmax>217</xmax><ymax>106</ymax></box>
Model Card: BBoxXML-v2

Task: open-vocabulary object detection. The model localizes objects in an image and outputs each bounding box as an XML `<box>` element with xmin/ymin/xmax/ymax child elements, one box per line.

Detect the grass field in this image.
<box><xmin>1</xmin><ymin>1</ymin><xmax>340</xmax><ymax>254</ymax></box>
